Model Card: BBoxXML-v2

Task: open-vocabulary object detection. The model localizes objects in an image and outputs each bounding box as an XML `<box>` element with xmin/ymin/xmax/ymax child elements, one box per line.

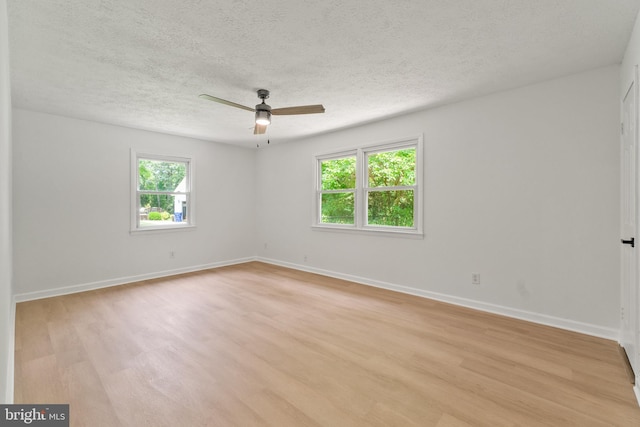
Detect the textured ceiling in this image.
<box><xmin>6</xmin><ymin>0</ymin><xmax>640</xmax><ymax>147</ymax></box>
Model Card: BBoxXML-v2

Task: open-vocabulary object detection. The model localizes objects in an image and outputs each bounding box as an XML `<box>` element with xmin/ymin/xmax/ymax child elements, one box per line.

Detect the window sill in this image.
<box><xmin>311</xmin><ymin>224</ymin><xmax>424</xmax><ymax>239</ymax></box>
<box><xmin>130</xmin><ymin>224</ymin><xmax>196</xmax><ymax>235</ymax></box>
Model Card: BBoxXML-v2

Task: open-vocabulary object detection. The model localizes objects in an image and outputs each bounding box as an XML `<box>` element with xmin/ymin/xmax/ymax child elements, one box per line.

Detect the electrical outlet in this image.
<box><xmin>169</xmin><ymin>250</ymin><xmax>175</xmax><ymax>259</ymax></box>
<box><xmin>304</xmin><ymin>255</ymin><xmax>308</xmax><ymax>262</ymax></box>
<box><xmin>471</xmin><ymin>273</ymin><xmax>480</xmax><ymax>285</ymax></box>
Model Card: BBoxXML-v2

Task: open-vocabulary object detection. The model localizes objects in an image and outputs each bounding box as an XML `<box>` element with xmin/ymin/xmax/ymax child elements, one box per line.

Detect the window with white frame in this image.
<box><xmin>314</xmin><ymin>136</ymin><xmax>422</xmax><ymax>235</ymax></box>
<box><xmin>318</xmin><ymin>154</ymin><xmax>357</xmax><ymax>225</ymax></box>
<box><xmin>131</xmin><ymin>152</ymin><xmax>194</xmax><ymax>232</ymax></box>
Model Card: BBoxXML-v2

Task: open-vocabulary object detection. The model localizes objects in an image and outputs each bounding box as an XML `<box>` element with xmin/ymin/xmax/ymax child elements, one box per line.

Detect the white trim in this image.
<box><xmin>256</xmin><ymin>257</ymin><xmax>619</xmax><ymax>340</ymax></box>
<box><xmin>634</xmin><ymin>383</ymin><xmax>640</xmax><ymax>407</ymax></box>
<box><xmin>314</xmin><ymin>135</ymin><xmax>423</xmax><ymax>157</ymax></box>
<box><xmin>620</xmin><ymin>66</ymin><xmax>640</xmax><ymax>377</ymax></box>
<box><xmin>315</xmin><ymin>149</ymin><xmax>358</xmax><ymax>161</ymax></box>
<box><xmin>10</xmin><ymin>258</ymin><xmax>630</xmax><ymax>405</ymax></box>
<box><xmin>314</xmin><ymin>151</ymin><xmax>357</xmax><ymax>227</ymax></box>
<box><xmin>129</xmin><ymin>224</ymin><xmax>196</xmax><ymax>235</ymax></box>
<box><xmin>13</xmin><ymin>256</ymin><xmax>621</xmax><ymax>341</ymax></box>
<box><xmin>6</xmin><ymin>299</ymin><xmax>15</xmax><ymax>403</ymax></box>
<box><xmin>13</xmin><ymin>257</ymin><xmax>254</xmax><ymax>303</ymax></box>
<box><xmin>311</xmin><ymin>224</ymin><xmax>424</xmax><ymax>239</ymax></box>
<box><xmin>362</xmin><ymin>139</ymin><xmax>423</xmax><ymax>231</ymax></box>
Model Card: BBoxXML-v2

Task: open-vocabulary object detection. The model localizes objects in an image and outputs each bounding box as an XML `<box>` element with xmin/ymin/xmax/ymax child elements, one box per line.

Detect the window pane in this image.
<box><xmin>368</xmin><ymin>190</ymin><xmax>414</xmax><ymax>227</ymax></box>
<box><xmin>139</xmin><ymin>159</ymin><xmax>187</xmax><ymax>192</ymax></box>
<box><xmin>139</xmin><ymin>194</ymin><xmax>188</xmax><ymax>228</ymax></box>
<box><xmin>321</xmin><ymin>157</ymin><xmax>356</xmax><ymax>190</ymax></box>
<box><xmin>321</xmin><ymin>192</ymin><xmax>355</xmax><ymax>224</ymax></box>
<box><xmin>368</xmin><ymin>148</ymin><xmax>416</xmax><ymax>187</ymax></box>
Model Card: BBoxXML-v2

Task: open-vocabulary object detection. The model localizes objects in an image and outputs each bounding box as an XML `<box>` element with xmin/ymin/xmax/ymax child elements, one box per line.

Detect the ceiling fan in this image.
<box><xmin>199</xmin><ymin>89</ymin><xmax>325</xmax><ymax>134</ymax></box>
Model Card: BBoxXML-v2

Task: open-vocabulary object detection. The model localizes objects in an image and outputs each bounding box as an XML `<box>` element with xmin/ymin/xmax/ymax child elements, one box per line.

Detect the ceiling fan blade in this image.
<box><xmin>271</xmin><ymin>105</ymin><xmax>325</xmax><ymax>115</ymax></box>
<box><xmin>254</xmin><ymin>124</ymin><xmax>267</xmax><ymax>135</ymax></box>
<box><xmin>199</xmin><ymin>94</ymin><xmax>255</xmax><ymax>112</ymax></box>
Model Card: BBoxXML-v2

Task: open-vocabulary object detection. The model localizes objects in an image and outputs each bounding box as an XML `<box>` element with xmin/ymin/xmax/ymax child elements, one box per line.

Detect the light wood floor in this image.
<box><xmin>14</xmin><ymin>262</ymin><xmax>640</xmax><ymax>426</ymax></box>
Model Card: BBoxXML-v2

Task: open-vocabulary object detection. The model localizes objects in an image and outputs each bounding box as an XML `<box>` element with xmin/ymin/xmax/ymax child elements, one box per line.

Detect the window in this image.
<box><xmin>366</xmin><ymin>147</ymin><xmax>416</xmax><ymax>227</ymax></box>
<box><xmin>319</xmin><ymin>155</ymin><xmax>356</xmax><ymax>224</ymax></box>
<box><xmin>131</xmin><ymin>152</ymin><xmax>194</xmax><ymax>232</ymax></box>
<box><xmin>314</xmin><ymin>136</ymin><xmax>422</xmax><ymax>235</ymax></box>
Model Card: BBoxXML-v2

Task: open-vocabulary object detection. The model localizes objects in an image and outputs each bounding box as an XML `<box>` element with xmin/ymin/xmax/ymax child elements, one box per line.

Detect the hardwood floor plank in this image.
<box><xmin>13</xmin><ymin>262</ymin><xmax>640</xmax><ymax>426</ymax></box>
<box><xmin>18</xmin><ymin>354</ymin><xmax>69</xmax><ymax>404</ymax></box>
<box><xmin>63</xmin><ymin>360</ymin><xmax>122</xmax><ymax>427</ymax></box>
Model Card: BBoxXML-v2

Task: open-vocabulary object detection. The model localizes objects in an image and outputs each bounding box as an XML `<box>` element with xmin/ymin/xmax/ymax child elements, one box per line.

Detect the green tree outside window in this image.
<box><xmin>367</xmin><ymin>148</ymin><xmax>416</xmax><ymax>227</ymax></box>
<box><xmin>320</xmin><ymin>157</ymin><xmax>356</xmax><ymax>224</ymax></box>
<box><xmin>138</xmin><ymin>159</ymin><xmax>186</xmax><ymax>215</ymax></box>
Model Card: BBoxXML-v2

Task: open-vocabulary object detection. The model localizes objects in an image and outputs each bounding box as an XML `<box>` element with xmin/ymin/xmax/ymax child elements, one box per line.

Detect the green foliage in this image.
<box><xmin>320</xmin><ymin>156</ymin><xmax>356</xmax><ymax>223</ymax></box>
<box><xmin>321</xmin><ymin>157</ymin><xmax>356</xmax><ymax>190</ymax></box>
<box><xmin>138</xmin><ymin>159</ymin><xmax>186</xmax><ymax>214</ymax></box>
<box><xmin>368</xmin><ymin>148</ymin><xmax>415</xmax><ymax>187</ymax></box>
<box><xmin>367</xmin><ymin>149</ymin><xmax>416</xmax><ymax>227</ymax></box>
<box><xmin>368</xmin><ymin>190</ymin><xmax>414</xmax><ymax>227</ymax></box>
<box><xmin>160</xmin><ymin>212</ymin><xmax>171</xmax><ymax>220</ymax></box>
<box><xmin>321</xmin><ymin>192</ymin><xmax>355</xmax><ymax>224</ymax></box>
<box><xmin>148</xmin><ymin>211</ymin><xmax>162</xmax><ymax>221</ymax></box>
<box><xmin>319</xmin><ymin>148</ymin><xmax>416</xmax><ymax>227</ymax></box>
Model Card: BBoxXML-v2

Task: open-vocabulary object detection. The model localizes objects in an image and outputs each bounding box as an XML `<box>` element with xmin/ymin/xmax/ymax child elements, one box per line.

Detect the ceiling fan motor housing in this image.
<box><xmin>255</xmin><ymin>102</ymin><xmax>271</xmax><ymax>112</ymax></box>
<box><xmin>257</xmin><ymin>89</ymin><xmax>270</xmax><ymax>100</ymax></box>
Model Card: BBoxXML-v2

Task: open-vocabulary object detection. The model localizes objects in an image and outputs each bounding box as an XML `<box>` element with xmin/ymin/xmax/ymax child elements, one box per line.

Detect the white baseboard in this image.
<box><xmin>257</xmin><ymin>257</ymin><xmax>619</xmax><ymax>341</ymax></box>
<box><xmin>13</xmin><ymin>257</ymin><xmax>256</xmax><ymax>303</ymax></box>
<box><xmin>7</xmin><ymin>256</ymin><xmax>632</xmax><ymax>406</ymax></box>
<box><xmin>13</xmin><ymin>256</ymin><xmax>620</xmax><ymax>340</ymax></box>
<box><xmin>13</xmin><ymin>256</ymin><xmax>618</xmax><ymax>340</ymax></box>
<box><xmin>7</xmin><ymin>256</ymin><xmax>632</xmax><ymax>409</ymax></box>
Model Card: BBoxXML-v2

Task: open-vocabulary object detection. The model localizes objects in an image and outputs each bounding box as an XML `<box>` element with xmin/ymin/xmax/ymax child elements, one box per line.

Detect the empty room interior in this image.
<box><xmin>3</xmin><ymin>0</ymin><xmax>640</xmax><ymax>425</ymax></box>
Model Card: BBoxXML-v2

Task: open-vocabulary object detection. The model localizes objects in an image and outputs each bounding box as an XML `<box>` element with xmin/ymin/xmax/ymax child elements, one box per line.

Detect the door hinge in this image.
<box><xmin>621</xmin><ymin>122</ymin><xmax>625</xmax><ymax>135</ymax></box>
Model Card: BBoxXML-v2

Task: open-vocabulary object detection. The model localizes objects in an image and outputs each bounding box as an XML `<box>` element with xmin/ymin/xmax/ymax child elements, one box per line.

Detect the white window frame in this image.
<box><xmin>315</xmin><ymin>149</ymin><xmax>358</xmax><ymax>228</ymax></box>
<box><xmin>130</xmin><ymin>150</ymin><xmax>195</xmax><ymax>233</ymax></box>
<box><xmin>313</xmin><ymin>136</ymin><xmax>423</xmax><ymax>237</ymax></box>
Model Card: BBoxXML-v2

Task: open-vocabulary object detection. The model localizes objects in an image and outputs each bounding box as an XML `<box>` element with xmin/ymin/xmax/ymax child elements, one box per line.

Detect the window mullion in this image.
<box><xmin>356</xmin><ymin>148</ymin><xmax>365</xmax><ymax>228</ymax></box>
<box><xmin>316</xmin><ymin>158</ymin><xmax>323</xmax><ymax>225</ymax></box>
<box><xmin>313</xmin><ymin>136</ymin><xmax>422</xmax><ymax>235</ymax></box>
<box><xmin>139</xmin><ymin>191</ymin><xmax>188</xmax><ymax>196</ymax></box>
<box><xmin>367</xmin><ymin>185</ymin><xmax>416</xmax><ymax>192</ymax></box>
<box><xmin>320</xmin><ymin>189</ymin><xmax>353</xmax><ymax>194</ymax></box>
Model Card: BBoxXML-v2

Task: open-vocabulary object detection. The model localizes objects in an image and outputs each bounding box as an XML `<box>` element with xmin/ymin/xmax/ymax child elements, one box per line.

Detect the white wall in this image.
<box><xmin>0</xmin><ymin>0</ymin><xmax>12</xmax><ymax>403</ymax></box>
<box><xmin>10</xmin><ymin>66</ymin><xmax>621</xmax><ymax>341</ymax></box>
<box><xmin>12</xmin><ymin>110</ymin><xmax>256</xmax><ymax>297</ymax></box>
<box><xmin>256</xmin><ymin>65</ymin><xmax>621</xmax><ymax>337</ymax></box>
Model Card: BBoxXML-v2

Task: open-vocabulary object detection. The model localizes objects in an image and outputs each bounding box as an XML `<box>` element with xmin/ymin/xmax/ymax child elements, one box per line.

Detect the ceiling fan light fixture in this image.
<box><xmin>255</xmin><ymin>110</ymin><xmax>271</xmax><ymax>125</ymax></box>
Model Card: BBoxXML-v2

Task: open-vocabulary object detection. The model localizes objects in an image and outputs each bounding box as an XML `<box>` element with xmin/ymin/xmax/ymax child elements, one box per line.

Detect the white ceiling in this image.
<box><xmin>6</xmin><ymin>0</ymin><xmax>640</xmax><ymax>148</ymax></box>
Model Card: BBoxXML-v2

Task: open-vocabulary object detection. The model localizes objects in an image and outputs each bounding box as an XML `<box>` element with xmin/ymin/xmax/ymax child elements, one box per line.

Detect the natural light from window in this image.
<box><xmin>314</xmin><ymin>136</ymin><xmax>422</xmax><ymax>236</ymax></box>
<box><xmin>131</xmin><ymin>152</ymin><xmax>193</xmax><ymax>232</ymax></box>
